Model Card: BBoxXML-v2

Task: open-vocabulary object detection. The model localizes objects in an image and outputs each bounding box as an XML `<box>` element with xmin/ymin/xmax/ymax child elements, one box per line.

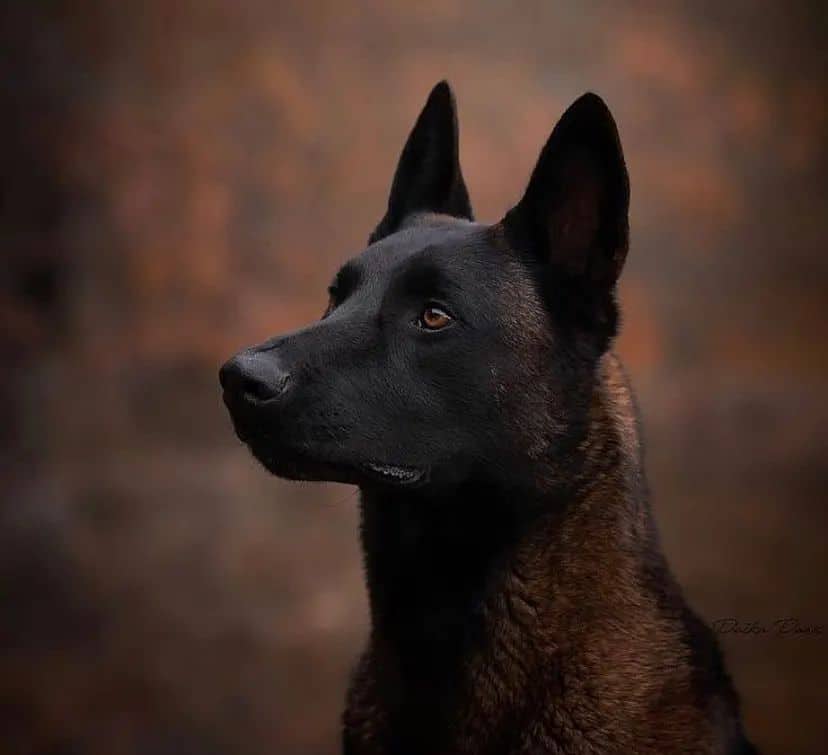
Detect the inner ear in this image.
<box><xmin>503</xmin><ymin>93</ymin><xmax>629</xmax><ymax>286</ymax></box>
<box><xmin>547</xmin><ymin>146</ymin><xmax>606</xmax><ymax>275</ymax></box>
<box><xmin>370</xmin><ymin>81</ymin><xmax>473</xmax><ymax>244</ymax></box>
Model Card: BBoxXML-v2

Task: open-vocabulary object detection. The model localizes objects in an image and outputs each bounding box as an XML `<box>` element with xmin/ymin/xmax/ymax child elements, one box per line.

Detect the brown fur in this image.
<box><xmin>343</xmin><ymin>354</ymin><xmax>750</xmax><ymax>754</ymax></box>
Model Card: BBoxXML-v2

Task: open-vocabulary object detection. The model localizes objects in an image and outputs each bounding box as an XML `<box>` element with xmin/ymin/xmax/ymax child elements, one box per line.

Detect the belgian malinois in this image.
<box><xmin>220</xmin><ymin>81</ymin><xmax>756</xmax><ymax>754</ymax></box>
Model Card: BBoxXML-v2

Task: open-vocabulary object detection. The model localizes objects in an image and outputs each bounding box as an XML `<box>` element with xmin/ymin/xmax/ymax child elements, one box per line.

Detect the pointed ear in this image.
<box><xmin>503</xmin><ymin>93</ymin><xmax>629</xmax><ymax>286</ymax></box>
<box><xmin>369</xmin><ymin>81</ymin><xmax>473</xmax><ymax>244</ymax></box>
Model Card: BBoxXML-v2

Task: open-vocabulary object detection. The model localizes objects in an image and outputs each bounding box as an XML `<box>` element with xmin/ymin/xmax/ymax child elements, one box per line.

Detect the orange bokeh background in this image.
<box><xmin>2</xmin><ymin>2</ymin><xmax>826</xmax><ymax>753</ymax></box>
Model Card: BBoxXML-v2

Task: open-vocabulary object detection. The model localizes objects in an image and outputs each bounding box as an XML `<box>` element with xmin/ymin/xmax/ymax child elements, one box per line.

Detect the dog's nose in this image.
<box><xmin>219</xmin><ymin>351</ymin><xmax>291</xmax><ymax>404</ymax></box>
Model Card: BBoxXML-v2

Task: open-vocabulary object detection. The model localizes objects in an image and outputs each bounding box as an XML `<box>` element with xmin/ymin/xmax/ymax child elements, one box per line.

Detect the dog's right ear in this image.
<box><xmin>369</xmin><ymin>81</ymin><xmax>473</xmax><ymax>244</ymax></box>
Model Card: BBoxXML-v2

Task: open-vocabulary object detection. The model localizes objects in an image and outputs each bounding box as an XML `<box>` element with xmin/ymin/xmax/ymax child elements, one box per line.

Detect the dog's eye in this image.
<box><xmin>417</xmin><ymin>306</ymin><xmax>453</xmax><ymax>331</ymax></box>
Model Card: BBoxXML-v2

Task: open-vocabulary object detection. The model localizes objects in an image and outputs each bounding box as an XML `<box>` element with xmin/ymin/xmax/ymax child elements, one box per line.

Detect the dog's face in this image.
<box><xmin>221</xmin><ymin>82</ymin><xmax>629</xmax><ymax>491</ymax></box>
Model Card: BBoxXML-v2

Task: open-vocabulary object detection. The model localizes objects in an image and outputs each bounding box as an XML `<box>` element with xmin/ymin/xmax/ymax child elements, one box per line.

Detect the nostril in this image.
<box><xmin>241</xmin><ymin>374</ymin><xmax>278</xmax><ymax>403</ymax></box>
<box><xmin>220</xmin><ymin>353</ymin><xmax>290</xmax><ymax>404</ymax></box>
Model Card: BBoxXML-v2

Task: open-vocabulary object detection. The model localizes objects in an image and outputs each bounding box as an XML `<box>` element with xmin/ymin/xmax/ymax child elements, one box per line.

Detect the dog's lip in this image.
<box><xmin>359</xmin><ymin>461</ymin><xmax>426</xmax><ymax>486</ymax></box>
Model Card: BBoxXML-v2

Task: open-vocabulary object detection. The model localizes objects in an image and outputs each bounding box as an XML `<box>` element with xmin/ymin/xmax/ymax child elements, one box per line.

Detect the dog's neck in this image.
<box><xmin>356</xmin><ymin>354</ymin><xmax>669</xmax><ymax>749</ymax></box>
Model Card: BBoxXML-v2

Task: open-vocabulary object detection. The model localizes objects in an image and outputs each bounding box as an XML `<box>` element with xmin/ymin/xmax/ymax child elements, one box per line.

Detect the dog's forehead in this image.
<box><xmin>356</xmin><ymin>219</ymin><xmax>490</xmax><ymax>280</ymax></box>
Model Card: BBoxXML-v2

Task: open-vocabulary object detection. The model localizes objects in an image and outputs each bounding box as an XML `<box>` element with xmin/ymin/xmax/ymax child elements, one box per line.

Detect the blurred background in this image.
<box><xmin>1</xmin><ymin>1</ymin><xmax>826</xmax><ymax>753</ymax></box>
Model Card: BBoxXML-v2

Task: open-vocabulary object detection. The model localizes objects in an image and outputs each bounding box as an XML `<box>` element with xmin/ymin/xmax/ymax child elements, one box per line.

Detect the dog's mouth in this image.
<box><xmin>223</xmin><ymin>398</ymin><xmax>428</xmax><ymax>488</ymax></box>
<box><xmin>259</xmin><ymin>451</ymin><xmax>426</xmax><ymax>488</ymax></box>
<box><xmin>242</xmin><ymin>435</ymin><xmax>427</xmax><ymax>488</ymax></box>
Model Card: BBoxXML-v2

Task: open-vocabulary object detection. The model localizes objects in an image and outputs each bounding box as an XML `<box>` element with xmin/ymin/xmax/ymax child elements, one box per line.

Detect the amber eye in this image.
<box><xmin>418</xmin><ymin>306</ymin><xmax>453</xmax><ymax>331</ymax></box>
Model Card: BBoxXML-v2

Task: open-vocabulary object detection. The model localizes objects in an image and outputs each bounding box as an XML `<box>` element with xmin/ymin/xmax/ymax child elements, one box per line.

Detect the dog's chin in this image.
<box><xmin>245</xmin><ymin>441</ymin><xmax>427</xmax><ymax>489</ymax></box>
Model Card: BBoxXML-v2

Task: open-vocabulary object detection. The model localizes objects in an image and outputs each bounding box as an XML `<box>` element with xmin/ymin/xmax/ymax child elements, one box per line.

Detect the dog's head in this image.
<box><xmin>220</xmin><ymin>82</ymin><xmax>629</xmax><ymax>491</ymax></box>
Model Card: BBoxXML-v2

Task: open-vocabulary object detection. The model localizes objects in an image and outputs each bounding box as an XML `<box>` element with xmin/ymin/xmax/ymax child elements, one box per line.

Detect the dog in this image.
<box><xmin>220</xmin><ymin>81</ymin><xmax>756</xmax><ymax>754</ymax></box>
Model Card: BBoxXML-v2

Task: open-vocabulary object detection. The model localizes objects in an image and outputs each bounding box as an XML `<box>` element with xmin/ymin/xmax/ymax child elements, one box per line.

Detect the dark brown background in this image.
<box><xmin>2</xmin><ymin>2</ymin><xmax>826</xmax><ymax>754</ymax></box>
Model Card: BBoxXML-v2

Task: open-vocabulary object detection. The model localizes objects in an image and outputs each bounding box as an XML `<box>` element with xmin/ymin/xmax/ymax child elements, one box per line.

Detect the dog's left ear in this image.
<box><xmin>370</xmin><ymin>81</ymin><xmax>473</xmax><ymax>244</ymax></box>
<box><xmin>502</xmin><ymin>93</ymin><xmax>629</xmax><ymax>286</ymax></box>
